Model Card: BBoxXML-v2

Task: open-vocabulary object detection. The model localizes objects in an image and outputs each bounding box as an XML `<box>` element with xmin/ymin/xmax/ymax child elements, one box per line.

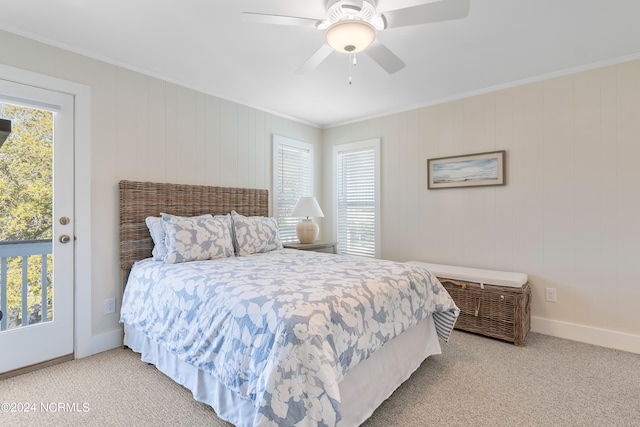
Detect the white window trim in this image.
<box><xmin>333</xmin><ymin>138</ymin><xmax>381</xmax><ymax>258</ymax></box>
<box><xmin>272</xmin><ymin>135</ymin><xmax>314</xmax><ymax>242</ymax></box>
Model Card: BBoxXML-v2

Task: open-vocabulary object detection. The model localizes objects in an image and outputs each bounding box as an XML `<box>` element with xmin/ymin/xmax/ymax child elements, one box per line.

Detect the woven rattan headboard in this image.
<box><xmin>119</xmin><ymin>180</ymin><xmax>269</xmax><ymax>271</ymax></box>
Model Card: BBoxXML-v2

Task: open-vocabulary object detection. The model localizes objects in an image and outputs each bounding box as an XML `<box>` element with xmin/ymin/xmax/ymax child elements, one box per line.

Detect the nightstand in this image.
<box><xmin>283</xmin><ymin>241</ymin><xmax>338</xmax><ymax>254</ymax></box>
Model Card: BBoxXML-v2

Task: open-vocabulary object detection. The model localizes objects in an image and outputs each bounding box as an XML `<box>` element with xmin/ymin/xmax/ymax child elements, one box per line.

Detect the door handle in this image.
<box><xmin>59</xmin><ymin>235</ymin><xmax>71</xmax><ymax>244</ymax></box>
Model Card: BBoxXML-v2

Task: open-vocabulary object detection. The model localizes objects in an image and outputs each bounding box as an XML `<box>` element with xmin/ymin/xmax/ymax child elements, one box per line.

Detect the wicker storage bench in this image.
<box><xmin>408</xmin><ymin>261</ymin><xmax>531</xmax><ymax>346</ymax></box>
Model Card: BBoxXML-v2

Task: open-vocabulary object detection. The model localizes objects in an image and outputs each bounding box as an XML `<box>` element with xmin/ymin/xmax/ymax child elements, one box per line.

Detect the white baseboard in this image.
<box><xmin>531</xmin><ymin>316</ymin><xmax>640</xmax><ymax>355</ymax></box>
<box><xmin>78</xmin><ymin>329</ymin><xmax>123</xmax><ymax>358</ymax></box>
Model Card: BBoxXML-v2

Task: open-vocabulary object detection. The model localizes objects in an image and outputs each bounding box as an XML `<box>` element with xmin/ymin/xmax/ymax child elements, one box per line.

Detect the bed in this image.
<box><xmin>119</xmin><ymin>180</ymin><xmax>459</xmax><ymax>427</ymax></box>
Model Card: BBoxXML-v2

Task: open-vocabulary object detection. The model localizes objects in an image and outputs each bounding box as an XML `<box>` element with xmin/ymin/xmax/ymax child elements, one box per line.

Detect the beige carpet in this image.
<box><xmin>1</xmin><ymin>330</ymin><xmax>639</xmax><ymax>426</ymax></box>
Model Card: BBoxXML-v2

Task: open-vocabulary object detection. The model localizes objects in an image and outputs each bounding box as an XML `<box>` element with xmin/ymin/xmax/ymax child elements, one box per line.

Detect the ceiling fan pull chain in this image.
<box><xmin>347</xmin><ymin>52</ymin><xmax>358</xmax><ymax>85</ymax></box>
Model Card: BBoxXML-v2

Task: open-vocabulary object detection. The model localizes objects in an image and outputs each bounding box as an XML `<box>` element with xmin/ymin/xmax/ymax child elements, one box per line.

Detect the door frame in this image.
<box><xmin>0</xmin><ymin>64</ymin><xmax>92</xmax><ymax>358</ymax></box>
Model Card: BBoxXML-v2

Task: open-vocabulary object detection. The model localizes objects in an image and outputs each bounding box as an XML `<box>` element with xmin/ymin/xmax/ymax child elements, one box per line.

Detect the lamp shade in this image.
<box><xmin>291</xmin><ymin>197</ymin><xmax>324</xmax><ymax>218</ymax></box>
<box><xmin>324</xmin><ymin>20</ymin><xmax>376</xmax><ymax>53</ymax></box>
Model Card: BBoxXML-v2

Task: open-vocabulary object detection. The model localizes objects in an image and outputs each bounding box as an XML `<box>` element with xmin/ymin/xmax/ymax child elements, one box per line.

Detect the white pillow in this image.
<box><xmin>230</xmin><ymin>210</ymin><xmax>283</xmax><ymax>256</ymax></box>
<box><xmin>145</xmin><ymin>216</ymin><xmax>166</xmax><ymax>261</ymax></box>
<box><xmin>161</xmin><ymin>213</ymin><xmax>234</xmax><ymax>264</ymax></box>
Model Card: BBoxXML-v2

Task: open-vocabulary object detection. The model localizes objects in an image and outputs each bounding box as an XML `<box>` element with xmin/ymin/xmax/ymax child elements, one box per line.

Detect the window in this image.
<box><xmin>273</xmin><ymin>135</ymin><xmax>313</xmax><ymax>243</ymax></box>
<box><xmin>334</xmin><ymin>138</ymin><xmax>380</xmax><ymax>258</ymax></box>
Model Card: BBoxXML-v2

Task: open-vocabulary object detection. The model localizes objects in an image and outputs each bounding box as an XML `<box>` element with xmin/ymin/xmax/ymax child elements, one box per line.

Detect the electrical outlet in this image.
<box><xmin>545</xmin><ymin>288</ymin><xmax>557</xmax><ymax>303</ymax></box>
<box><xmin>104</xmin><ymin>297</ymin><xmax>116</xmax><ymax>314</ymax></box>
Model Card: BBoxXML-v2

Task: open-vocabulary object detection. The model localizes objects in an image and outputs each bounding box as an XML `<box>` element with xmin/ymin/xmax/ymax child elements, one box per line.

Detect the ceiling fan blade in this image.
<box><xmin>364</xmin><ymin>39</ymin><xmax>405</xmax><ymax>74</ymax></box>
<box><xmin>383</xmin><ymin>0</ymin><xmax>470</xmax><ymax>29</ymax></box>
<box><xmin>240</xmin><ymin>12</ymin><xmax>319</xmax><ymax>28</ymax></box>
<box><xmin>295</xmin><ymin>44</ymin><xmax>334</xmax><ymax>74</ymax></box>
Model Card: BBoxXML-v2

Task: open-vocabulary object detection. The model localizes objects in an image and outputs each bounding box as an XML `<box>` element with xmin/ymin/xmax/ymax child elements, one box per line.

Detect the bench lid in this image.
<box><xmin>407</xmin><ymin>261</ymin><xmax>528</xmax><ymax>288</ymax></box>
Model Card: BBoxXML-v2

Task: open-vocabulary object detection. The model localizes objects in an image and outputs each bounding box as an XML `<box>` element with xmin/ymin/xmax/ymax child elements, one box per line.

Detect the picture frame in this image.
<box><xmin>427</xmin><ymin>150</ymin><xmax>506</xmax><ymax>189</ymax></box>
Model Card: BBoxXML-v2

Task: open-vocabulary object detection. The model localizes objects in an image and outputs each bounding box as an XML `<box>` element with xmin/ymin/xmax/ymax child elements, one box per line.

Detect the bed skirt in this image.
<box><xmin>124</xmin><ymin>315</ymin><xmax>442</xmax><ymax>427</ymax></box>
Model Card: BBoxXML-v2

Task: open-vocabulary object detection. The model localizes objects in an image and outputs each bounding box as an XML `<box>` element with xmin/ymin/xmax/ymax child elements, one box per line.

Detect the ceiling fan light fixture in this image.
<box><xmin>324</xmin><ymin>20</ymin><xmax>376</xmax><ymax>53</ymax></box>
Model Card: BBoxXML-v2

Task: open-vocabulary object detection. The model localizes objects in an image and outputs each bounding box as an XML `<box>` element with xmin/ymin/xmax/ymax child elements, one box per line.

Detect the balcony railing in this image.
<box><xmin>0</xmin><ymin>239</ymin><xmax>52</xmax><ymax>331</ymax></box>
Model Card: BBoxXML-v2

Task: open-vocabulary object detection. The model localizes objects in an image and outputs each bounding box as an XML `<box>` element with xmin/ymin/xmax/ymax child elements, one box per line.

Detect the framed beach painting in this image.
<box><xmin>427</xmin><ymin>150</ymin><xmax>506</xmax><ymax>189</ymax></box>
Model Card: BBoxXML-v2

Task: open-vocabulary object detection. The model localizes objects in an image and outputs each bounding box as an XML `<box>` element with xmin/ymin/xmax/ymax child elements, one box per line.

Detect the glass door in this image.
<box><xmin>0</xmin><ymin>79</ymin><xmax>74</xmax><ymax>374</ymax></box>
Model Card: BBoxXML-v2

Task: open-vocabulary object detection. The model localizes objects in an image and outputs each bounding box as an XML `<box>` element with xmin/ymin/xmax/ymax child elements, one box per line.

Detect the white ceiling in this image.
<box><xmin>1</xmin><ymin>1</ymin><xmax>639</xmax><ymax>128</ymax></box>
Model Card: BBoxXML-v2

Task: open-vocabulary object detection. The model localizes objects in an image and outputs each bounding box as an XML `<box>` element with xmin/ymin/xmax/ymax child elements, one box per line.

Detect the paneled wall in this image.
<box><xmin>0</xmin><ymin>30</ymin><xmax>322</xmax><ymax>349</ymax></box>
<box><xmin>1</xmin><ymin>27</ymin><xmax>638</xmax><ymax>354</ymax></box>
<box><xmin>323</xmin><ymin>59</ymin><xmax>640</xmax><ymax>351</ymax></box>
<box><xmin>90</xmin><ymin>68</ymin><xmax>321</xmax><ymax>336</ymax></box>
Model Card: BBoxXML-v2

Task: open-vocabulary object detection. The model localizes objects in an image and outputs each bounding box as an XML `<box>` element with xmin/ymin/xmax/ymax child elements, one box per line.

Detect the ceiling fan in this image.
<box><xmin>241</xmin><ymin>0</ymin><xmax>471</xmax><ymax>75</ymax></box>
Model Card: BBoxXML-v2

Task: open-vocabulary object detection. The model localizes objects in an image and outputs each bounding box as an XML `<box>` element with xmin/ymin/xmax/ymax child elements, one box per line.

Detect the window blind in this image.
<box><xmin>337</xmin><ymin>146</ymin><xmax>377</xmax><ymax>257</ymax></box>
<box><xmin>275</xmin><ymin>140</ymin><xmax>311</xmax><ymax>243</ymax></box>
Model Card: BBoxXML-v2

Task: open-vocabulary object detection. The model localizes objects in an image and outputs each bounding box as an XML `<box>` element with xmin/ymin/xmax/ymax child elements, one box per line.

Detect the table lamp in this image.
<box><xmin>291</xmin><ymin>196</ymin><xmax>324</xmax><ymax>244</ymax></box>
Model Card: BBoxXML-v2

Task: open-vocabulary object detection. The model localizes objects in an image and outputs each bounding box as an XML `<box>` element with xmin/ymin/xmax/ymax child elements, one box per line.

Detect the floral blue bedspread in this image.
<box><xmin>120</xmin><ymin>249</ymin><xmax>459</xmax><ymax>426</ymax></box>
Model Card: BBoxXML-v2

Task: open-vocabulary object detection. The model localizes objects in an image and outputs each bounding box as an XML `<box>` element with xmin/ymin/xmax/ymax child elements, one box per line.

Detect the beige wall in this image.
<box><xmin>2</xmin><ymin>27</ymin><xmax>638</xmax><ymax>355</ymax></box>
<box><xmin>323</xmin><ymin>59</ymin><xmax>640</xmax><ymax>352</ymax></box>
<box><xmin>0</xmin><ymin>30</ymin><xmax>322</xmax><ymax>354</ymax></box>
<box><xmin>90</xmin><ymin>69</ymin><xmax>322</xmax><ymax>338</ymax></box>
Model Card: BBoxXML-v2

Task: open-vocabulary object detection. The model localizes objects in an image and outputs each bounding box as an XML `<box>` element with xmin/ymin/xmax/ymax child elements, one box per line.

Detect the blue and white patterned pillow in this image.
<box><xmin>231</xmin><ymin>210</ymin><xmax>283</xmax><ymax>256</ymax></box>
<box><xmin>146</xmin><ymin>214</ymin><xmax>214</xmax><ymax>261</ymax></box>
<box><xmin>160</xmin><ymin>213</ymin><xmax>234</xmax><ymax>264</ymax></box>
